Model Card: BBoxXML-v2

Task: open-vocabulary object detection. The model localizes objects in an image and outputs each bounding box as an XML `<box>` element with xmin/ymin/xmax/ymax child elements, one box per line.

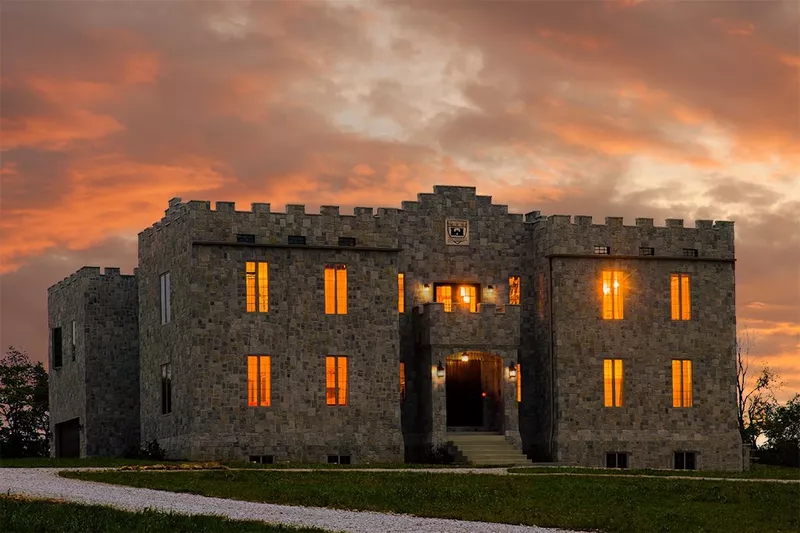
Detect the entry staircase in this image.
<box><xmin>446</xmin><ymin>432</ymin><xmax>532</xmax><ymax>466</ymax></box>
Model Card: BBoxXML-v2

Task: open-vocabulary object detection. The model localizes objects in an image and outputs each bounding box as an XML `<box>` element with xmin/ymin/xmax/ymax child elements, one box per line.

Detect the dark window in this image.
<box><xmin>249</xmin><ymin>455</ymin><xmax>275</xmax><ymax>464</ymax></box>
<box><xmin>327</xmin><ymin>455</ymin><xmax>351</xmax><ymax>464</ymax></box>
<box><xmin>594</xmin><ymin>246</ymin><xmax>610</xmax><ymax>255</ymax></box>
<box><xmin>288</xmin><ymin>235</ymin><xmax>306</xmax><ymax>245</ymax></box>
<box><xmin>237</xmin><ymin>233</ymin><xmax>256</xmax><ymax>243</ymax></box>
<box><xmin>327</xmin><ymin>455</ymin><xmax>338</xmax><ymax>464</ymax></box>
<box><xmin>606</xmin><ymin>452</ymin><xmax>629</xmax><ymax>468</ymax></box>
<box><xmin>161</xmin><ymin>363</ymin><xmax>172</xmax><ymax>415</ymax></box>
<box><xmin>674</xmin><ymin>451</ymin><xmax>696</xmax><ymax>470</ymax></box>
<box><xmin>51</xmin><ymin>327</ymin><xmax>63</xmax><ymax>368</ymax></box>
<box><xmin>639</xmin><ymin>247</ymin><xmax>655</xmax><ymax>256</ymax></box>
<box><xmin>682</xmin><ymin>248</ymin><xmax>698</xmax><ymax>257</ymax></box>
<box><xmin>71</xmin><ymin>320</ymin><xmax>77</xmax><ymax>362</ymax></box>
<box><xmin>338</xmin><ymin>237</ymin><xmax>356</xmax><ymax>247</ymax></box>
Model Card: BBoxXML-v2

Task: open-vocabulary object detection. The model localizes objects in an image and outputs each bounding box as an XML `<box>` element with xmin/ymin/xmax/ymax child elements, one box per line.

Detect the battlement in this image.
<box><xmin>540</xmin><ymin>214</ymin><xmax>734</xmax><ymax>231</ymax></box>
<box><xmin>48</xmin><ymin>266</ymin><xmax>136</xmax><ymax>294</ymax></box>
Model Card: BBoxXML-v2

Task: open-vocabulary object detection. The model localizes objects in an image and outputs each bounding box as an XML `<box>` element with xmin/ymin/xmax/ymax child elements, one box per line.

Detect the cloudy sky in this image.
<box><xmin>1</xmin><ymin>0</ymin><xmax>798</xmax><ymax>400</ymax></box>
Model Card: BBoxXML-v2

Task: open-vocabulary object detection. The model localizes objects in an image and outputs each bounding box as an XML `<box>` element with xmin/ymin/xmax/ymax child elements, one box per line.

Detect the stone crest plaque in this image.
<box><xmin>445</xmin><ymin>218</ymin><xmax>469</xmax><ymax>246</ymax></box>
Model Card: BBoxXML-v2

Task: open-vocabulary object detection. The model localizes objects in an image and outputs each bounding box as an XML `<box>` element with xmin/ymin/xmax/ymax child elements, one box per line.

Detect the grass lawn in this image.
<box><xmin>0</xmin><ymin>495</ymin><xmax>331</xmax><ymax>533</ymax></box>
<box><xmin>508</xmin><ymin>463</ymin><xmax>800</xmax><ymax>480</ymax></box>
<box><xmin>63</xmin><ymin>470</ymin><xmax>800</xmax><ymax>533</ymax></box>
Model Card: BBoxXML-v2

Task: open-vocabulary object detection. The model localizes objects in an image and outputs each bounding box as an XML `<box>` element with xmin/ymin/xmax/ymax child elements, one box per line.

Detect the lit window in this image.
<box><xmin>161</xmin><ymin>363</ymin><xmax>172</xmax><ymax>414</ymax></box>
<box><xmin>672</xmin><ymin>360</ymin><xmax>693</xmax><ymax>407</ymax></box>
<box><xmin>160</xmin><ymin>272</ymin><xmax>172</xmax><ymax>324</ymax></box>
<box><xmin>602</xmin><ymin>270</ymin><xmax>624</xmax><ymax>320</ymax></box>
<box><xmin>435</xmin><ymin>285</ymin><xmax>453</xmax><ymax>312</ymax></box>
<box><xmin>537</xmin><ymin>274</ymin><xmax>545</xmax><ymax>319</ymax></box>
<box><xmin>398</xmin><ymin>273</ymin><xmax>405</xmax><ymax>313</ymax></box>
<box><xmin>324</xmin><ymin>265</ymin><xmax>347</xmax><ymax>314</ymax></box>
<box><xmin>603</xmin><ymin>359</ymin><xmax>624</xmax><ymax>407</ymax></box>
<box><xmin>670</xmin><ymin>274</ymin><xmax>691</xmax><ymax>320</ymax></box>
<box><xmin>326</xmin><ymin>356</ymin><xmax>348</xmax><ymax>405</ymax></box>
<box><xmin>516</xmin><ymin>363</ymin><xmax>522</xmax><ymax>403</ymax></box>
<box><xmin>400</xmin><ymin>362</ymin><xmax>406</xmax><ymax>400</ymax></box>
<box><xmin>458</xmin><ymin>285</ymin><xmax>477</xmax><ymax>312</ymax></box>
<box><xmin>509</xmin><ymin>276</ymin><xmax>520</xmax><ymax>305</ymax></box>
<box><xmin>245</xmin><ymin>262</ymin><xmax>269</xmax><ymax>313</ymax></box>
<box><xmin>594</xmin><ymin>246</ymin><xmax>610</xmax><ymax>255</ymax></box>
<box><xmin>247</xmin><ymin>355</ymin><xmax>271</xmax><ymax>407</ymax></box>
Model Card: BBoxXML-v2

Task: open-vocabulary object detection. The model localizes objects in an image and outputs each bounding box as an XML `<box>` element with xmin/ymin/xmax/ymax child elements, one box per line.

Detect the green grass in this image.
<box><xmin>0</xmin><ymin>495</ymin><xmax>332</xmax><ymax>533</ymax></box>
<box><xmin>63</xmin><ymin>470</ymin><xmax>800</xmax><ymax>533</ymax></box>
<box><xmin>507</xmin><ymin>463</ymin><xmax>800</xmax><ymax>480</ymax></box>
<box><xmin>220</xmin><ymin>461</ymin><xmax>487</xmax><ymax>469</ymax></box>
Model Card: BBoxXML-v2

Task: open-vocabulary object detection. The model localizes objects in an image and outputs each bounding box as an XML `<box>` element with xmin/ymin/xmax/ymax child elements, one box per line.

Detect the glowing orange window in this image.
<box><xmin>672</xmin><ymin>360</ymin><xmax>693</xmax><ymax>407</ymax></box>
<box><xmin>400</xmin><ymin>362</ymin><xmax>406</xmax><ymax>400</ymax></box>
<box><xmin>603</xmin><ymin>359</ymin><xmax>624</xmax><ymax>407</ymax></box>
<box><xmin>247</xmin><ymin>355</ymin><xmax>270</xmax><ymax>407</ymax></box>
<box><xmin>602</xmin><ymin>271</ymin><xmax>624</xmax><ymax>320</ymax></box>
<box><xmin>435</xmin><ymin>286</ymin><xmax>453</xmax><ymax>312</ymax></box>
<box><xmin>324</xmin><ymin>265</ymin><xmax>347</xmax><ymax>314</ymax></box>
<box><xmin>670</xmin><ymin>274</ymin><xmax>691</xmax><ymax>320</ymax></box>
<box><xmin>509</xmin><ymin>276</ymin><xmax>520</xmax><ymax>305</ymax></box>
<box><xmin>326</xmin><ymin>356</ymin><xmax>348</xmax><ymax>406</ymax></box>
<box><xmin>245</xmin><ymin>262</ymin><xmax>269</xmax><ymax>313</ymax></box>
<box><xmin>516</xmin><ymin>363</ymin><xmax>522</xmax><ymax>403</ymax></box>
<box><xmin>458</xmin><ymin>285</ymin><xmax>477</xmax><ymax>312</ymax></box>
<box><xmin>398</xmin><ymin>273</ymin><xmax>405</xmax><ymax>313</ymax></box>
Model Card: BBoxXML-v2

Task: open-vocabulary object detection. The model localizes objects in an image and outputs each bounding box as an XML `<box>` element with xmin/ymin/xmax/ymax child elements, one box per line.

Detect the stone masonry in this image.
<box><xmin>47</xmin><ymin>185</ymin><xmax>743</xmax><ymax>470</ymax></box>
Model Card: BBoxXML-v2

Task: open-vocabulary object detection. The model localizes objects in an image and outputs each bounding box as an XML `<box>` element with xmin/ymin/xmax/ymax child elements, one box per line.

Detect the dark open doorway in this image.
<box><xmin>55</xmin><ymin>418</ymin><xmax>80</xmax><ymax>458</ymax></box>
<box><xmin>446</xmin><ymin>352</ymin><xmax>503</xmax><ymax>431</ymax></box>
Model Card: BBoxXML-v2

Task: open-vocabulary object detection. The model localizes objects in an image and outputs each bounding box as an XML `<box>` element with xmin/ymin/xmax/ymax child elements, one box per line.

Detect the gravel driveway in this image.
<box><xmin>1</xmin><ymin>468</ymin><xmax>587</xmax><ymax>533</ymax></box>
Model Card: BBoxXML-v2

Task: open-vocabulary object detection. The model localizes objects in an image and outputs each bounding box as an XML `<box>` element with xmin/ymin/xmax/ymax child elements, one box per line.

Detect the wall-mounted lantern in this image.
<box><xmin>461</xmin><ymin>352</ymin><xmax>469</xmax><ymax>362</ymax></box>
<box><xmin>509</xmin><ymin>362</ymin><xmax>518</xmax><ymax>379</ymax></box>
<box><xmin>436</xmin><ymin>361</ymin><xmax>445</xmax><ymax>377</ymax></box>
<box><xmin>423</xmin><ymin>283</ymin><xmax>431</xmax><ymax>292</ymax></box>
<box><xmin>488</xmin><ymin>285</ymin><xmax>494</xmax><ymax>292</ymax></box>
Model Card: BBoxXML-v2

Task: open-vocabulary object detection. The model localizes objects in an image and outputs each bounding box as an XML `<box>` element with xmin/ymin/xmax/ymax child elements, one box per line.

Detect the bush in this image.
<box><xmin>421</xmin><ymin>444</ymin><xmax>456</xmax><ymax>464</ymax></box>
<box><xmin>123</xmin><ymin>439</ymin><xmax>167</xmax><ymax>460</ymax></box>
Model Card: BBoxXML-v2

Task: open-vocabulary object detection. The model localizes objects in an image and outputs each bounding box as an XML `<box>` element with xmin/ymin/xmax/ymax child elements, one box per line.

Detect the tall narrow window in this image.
<box><xmin>398</xmin><ymin>273</ymin><xmax>405</xmax><ymax>313</ymax></box>
<box><xmin>247</xmin><ymin>355</ymin><xmax>271</xmax><ymax>407</ymax></box>
<box><xmin>400</xmin><ymin>362</ymin><xmax>406</xmax><ymax>400</ymax></box>
<box><xmin>516</xmin><ymin>363</ymin><xmax>522</xmax><ymax>403</ymax></box>
<box><xmin>161</xmin><ymin>363</ymin><xmax>172</xmax><ymax>414</ymax></box>
<box><xmin>537</xmin><ymin>274</ymin><xmax>545</xmax><ymax>319</ymax></box>
<box><xmin>326</xmin><ymin>356</ymin><xmax>348</xmax><ymax>405</ymax></box>
<box><xmin>160</xmin><ymin>272</ymin><xmax>172</xmax><ymax>324</ymax></box>
<box><xmin>458</xmin><ymin>285</ymin><xmax>477</xmax><ymax>312</ymax></box>
<box><xmin>324</xmin><ymin>265</ymin><xmax>347</xmax><ymax>314</ymax></box>
<box><xmin>670</xmin><ymin>274</ymin><xmax>691</xmax><ymax>320</ymax></box>
<box><xmin>435</xmin><ymin>285</ymin><xmax>453</xmax><ymax>312</ymax></box>
<box><xmin>245</xmin><ymin>262</ymin><xmax>269</xmax><ymax>313</ymax></box>
<box><xmin>509</xmin><ymin>276</ymin><xmax>520</xmax><ymax>305</ymax></box>
<box><xmin>603</xmin><ymin>359</ymin><xmax>624</xmax><ymax>407</ymax></box>
<box><xmin>672</xmin><ymin>359</ymin><xmax>693</xmax><ymax>407</ymax></box>
<box><xmin>71</xmin><ymin>320</ymin><xmax>76</xmax><ymax>362</ymax></box>
<box><xmin>602</xmin><ymin>270</ymin><xmax>624</xmax><ymax>320</ymax></box>
<box><xmin>51</xmin><ymin>327</ymin><xmax>63</xmax><ymax>368</ymax></box>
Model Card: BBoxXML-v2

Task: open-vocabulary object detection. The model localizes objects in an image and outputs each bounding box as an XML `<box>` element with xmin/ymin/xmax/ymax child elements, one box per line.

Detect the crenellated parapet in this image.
<box><xmin>535</xmin><ymin>214</ymin><xmax>735</xmax><ymax>259</ymax></box>
<box><xmin>47</xmin><ymin>266</ymin><xmax>136</xmax><ymax>294</ymax></box>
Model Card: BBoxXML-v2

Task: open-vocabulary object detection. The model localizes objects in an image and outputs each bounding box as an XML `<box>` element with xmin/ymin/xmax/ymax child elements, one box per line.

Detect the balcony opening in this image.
<box><xmin>433</xmin><ymin>282</ymin><xmax>480</xmax><ymax>312</ymax></box>
<box><xmin>445</xmin><ymin>351</ymin><xmax>503</xmax><ymax>432</ymax></box>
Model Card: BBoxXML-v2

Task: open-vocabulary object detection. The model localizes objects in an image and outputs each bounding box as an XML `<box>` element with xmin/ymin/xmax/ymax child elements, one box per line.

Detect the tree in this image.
<box><xmin>0</xmin><ymin>346</ymin><xmax>50</xmax><ymax>457</ymax></box>
<box><xmin>760</xmin><ymin>394</ymin><xmax>800</xmax><ymax>468</ymax></box>
<box><xmin>735</xmin><ymin>330</ymin><xmax>782</xmax><ymax>448</ymax></box>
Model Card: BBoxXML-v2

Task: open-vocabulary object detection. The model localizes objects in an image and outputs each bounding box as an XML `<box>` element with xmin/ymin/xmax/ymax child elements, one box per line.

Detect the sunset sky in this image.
<box><xmin>1</xmin><ymin>0</ymin><xmax>798</xmax><ymax>400</ymax></box>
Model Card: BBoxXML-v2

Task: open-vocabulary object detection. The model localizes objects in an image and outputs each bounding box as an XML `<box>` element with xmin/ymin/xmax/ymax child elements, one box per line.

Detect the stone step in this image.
<box><xmin>446</xmin><ymin>432</ymin><xmax>532</xmax><ymax>466</ymax></box>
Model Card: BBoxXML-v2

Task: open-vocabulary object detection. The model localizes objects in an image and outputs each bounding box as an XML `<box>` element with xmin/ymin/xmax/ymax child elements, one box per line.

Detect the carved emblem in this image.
<box><xmin>445</xmin><ymin>218</ymin><xmax>469</xmax><ymax>246</ymax></box>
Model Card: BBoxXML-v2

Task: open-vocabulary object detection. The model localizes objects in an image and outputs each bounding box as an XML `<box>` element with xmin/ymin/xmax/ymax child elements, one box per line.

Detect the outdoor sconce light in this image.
<box><xmin>509</xmin><ymin>362</ymin><xmax>518</xmax><ymax>379</ymax></box>
<box><xmin>423</xmin><ymin>283</ymin><xmax>431</xmax><ymax>292</ymax></box>
<box><xmin>461</xmin><ymin>352</ymin><xmax>469</xmax><ymax>362</ymax></box>
<box><xmin>488</xmin><ymin>285</ymin><xmax>494</xmax><ymax>292</ymax></box>
<box><xmin>436</xmin><ymin>361</ymin><xmax>445</xmax><ymax>377</ymax></box>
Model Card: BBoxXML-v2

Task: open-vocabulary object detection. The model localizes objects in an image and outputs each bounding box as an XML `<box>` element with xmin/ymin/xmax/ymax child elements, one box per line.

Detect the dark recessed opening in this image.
<box><xmin>606</xmin><ymin>452</ymin><xmax>628</xmax><ymax>469</ymax></box>
<box><xmin>682</xmin><ymin>248</ymin><xmax>698</xmax><ymax>257</ymax></box>
<box><xmin>639</xmin><ymin>247</ymin><xmax>655</xmax><ymax>256</ymax></box>
<box><xmin>288</xmin><ymin>235</ymin><xmax>306</xmax><ymax>245</ymax></box>
<box><xmin>327</xmin><ymin>455</ymin><xmax>339</xmax><ymax>464</ymax></box>
<box><xmin>674</xmin><ymin>451</ymin><xmax>696</xmax><ymax>470</ymax></box>
<box><xmin>51</xmin><ymin>327</ymin><xmax>63</xmax><ymax>368</ymax></box>
<box><xmin>236</xmin><ymin>233</ymin><xmax>256</xmax><ymax>243</ymax></box>
<box><xmin>338</xmin><ymin>237</ymin><xmax>356</xmax><ymax>247</ymax></box>
<box><xmin>249</xmin><ymin>455</ymin><xmax>274</xmax><ymax>464</ymax></box>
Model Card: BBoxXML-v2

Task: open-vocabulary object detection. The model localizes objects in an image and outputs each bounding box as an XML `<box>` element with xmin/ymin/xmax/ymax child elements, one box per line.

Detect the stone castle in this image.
<box><xmin>47</xmin><ymin>185</ymin><xmax>743</xmax><ymax>470</ymax></box>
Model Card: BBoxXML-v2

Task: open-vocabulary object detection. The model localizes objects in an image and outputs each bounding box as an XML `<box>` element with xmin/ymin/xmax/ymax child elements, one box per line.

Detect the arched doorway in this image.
<box><xmin>446</xmin><ymin>351</ymin><xmax>503</xmax><ymax>431</ymax></box>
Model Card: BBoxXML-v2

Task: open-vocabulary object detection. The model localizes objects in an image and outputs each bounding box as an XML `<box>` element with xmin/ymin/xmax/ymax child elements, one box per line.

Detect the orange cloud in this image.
<box><xmin>1</xmin><ymin>110</ymin><xmax>124</xmax><ymax>151</ymax></box>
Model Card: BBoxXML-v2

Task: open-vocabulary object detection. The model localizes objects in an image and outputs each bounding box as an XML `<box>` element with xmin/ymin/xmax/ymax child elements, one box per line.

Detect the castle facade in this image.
<box><xmin>47</xmin><ymin>185</ymin><xmax>743</xmax><ymax>470</ymax></box>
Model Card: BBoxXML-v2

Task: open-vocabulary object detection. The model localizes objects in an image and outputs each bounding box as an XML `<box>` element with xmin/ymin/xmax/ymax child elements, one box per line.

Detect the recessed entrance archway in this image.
<box><xmin>445</xmin><ymin>351</ymin><xmax>503</xmax><ymax>431</ymax></box>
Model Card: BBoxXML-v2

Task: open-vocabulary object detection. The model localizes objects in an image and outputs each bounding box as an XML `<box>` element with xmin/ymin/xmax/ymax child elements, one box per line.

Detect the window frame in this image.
<box><xmin>247</xmin><ymin>355</ymin><xmax>271</xmax><ymax>407</ymax></box>
<box><xmin>603</xmin><ymin>358</ymin><xmax>624</xmax><ymax>407</ymax></box>
<box><xmin>245</xmin><ymin>261</ymin><xmax>269</xmax><ymax>313</ymax></box>
<box><xmin>601</xmin><ymin>270</ymin><xmax>624</xmax><ymax>320</ymax></box>
<box><xmin>674</xmin><ymin>451</ymin><xmax>697</xmax><ymax>470</ymax></box>
<box><xmin>594</xmin><ymin>245</ymin><xmax>611</xmax><ymax>255</ymax></box>
<box><xmin>161</xmin><ymin>362</ymin><xmax>172</xmax><ymax>415</ymax></box>
<box><xmin>51</xmin><ymin>327</ymin><xmax>63</xmax><ymax>369</ymax></box>
<box><xmin>398</xmin><ymin>273</ymin><xmax>405</xmax><ymax>313</ymax></box>
<box><xmin>326</xmin><ymin>355</ymin><xmax>348</xmax><ymax>406</ymax></box>
<box><xmin>400</xmin><ymin>361</ymin><xmax>406</xmax><ymax>401</ymax></box>
<box><xmin>71</xmin><ymin>320</ymin><xmax>77</xmax><ymax>362</ymax></box>
<box><xmin>670</xmin><ymin>273</ymin><xmax>691</xmax><ymax>321</ymax></box>
<box><xmin>508</xmin><ymin>276</ymin><xmax>521</xmax><ymax>306</ymax></box>
<box><xmin>672</xmin><ymin>359</ymin><xmax>693</xmax><ymax>407</ymax></box>
<box><xmin>606</xmin><ymin>452</ymin><xmax>629</xmax><ymax>469</ymax></box>
<box><xmin>324</xmin><ymin>264</ymin><xmax>348</xmax><ymax>315</ymax></box>
<box><xmin>160</xmin><ymin>272</ymin><xmax>172</xmax><ymax>325</ymax></box>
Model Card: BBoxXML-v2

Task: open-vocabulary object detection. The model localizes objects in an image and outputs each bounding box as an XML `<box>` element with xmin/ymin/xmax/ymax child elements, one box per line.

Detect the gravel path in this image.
<box><xmin>1</xmin><ymin>468</ymin><xmax>587</xmax><ymax>533</ymax></box>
